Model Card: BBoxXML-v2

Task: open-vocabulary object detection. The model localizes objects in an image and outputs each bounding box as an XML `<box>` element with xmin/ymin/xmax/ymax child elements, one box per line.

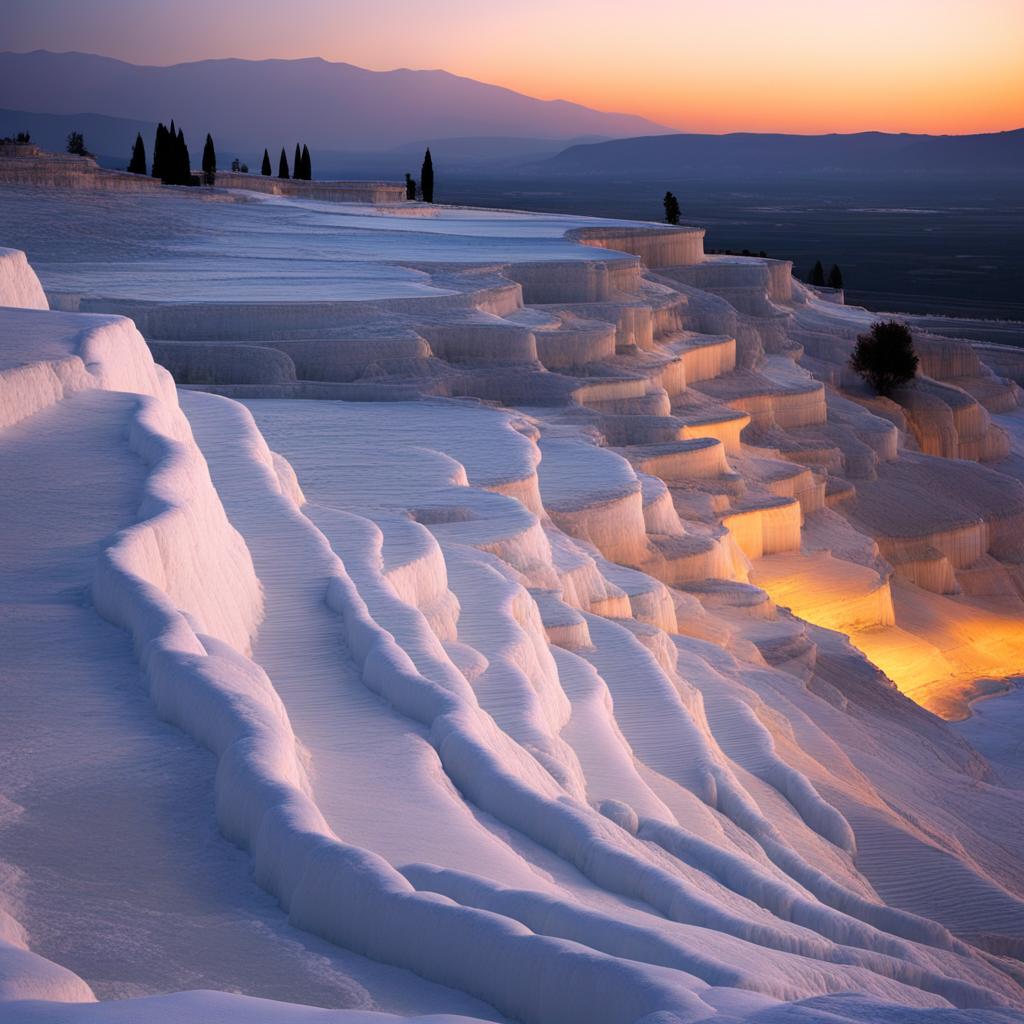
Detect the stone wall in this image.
<box><xmin>0</xmin><ymin>151</ymin><xmax>163</xmax><ymax>192</ymax></box>
<box><xmin>0</xmin><ymin>146</ymin><xmax>404</xmax><ymax>203</ymax></box>
<box><xmin>212</xmin><ymin>172</ymin><xmax>406</xmax><ymax>204</ymax></box>
<box><xmin>568</xmin><ymin>225</ymin><xmax>705</xmax><ymax>267</ymax></box>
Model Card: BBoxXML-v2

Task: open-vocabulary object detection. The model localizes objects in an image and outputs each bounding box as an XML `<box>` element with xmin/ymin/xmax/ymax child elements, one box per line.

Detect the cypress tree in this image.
<box><xmin>294</xmin><ymin>143</ymin><xmax>301</xmax><ymax>180</ymax></box>
<box><xmin>809</xmin><ymin>260</ymin><xmax>826</xmax><ymax>286</ymax></box>
<box><xmin>663</xmin><ymin>191</ymin><xmax>680</xmax><ymax>225</ymax></box>
<box><xmin>278</xmin><ymin>148</ymin><xmax>290</xmax><ymax>179</ymax></box>
<box><xmin>202</xmin><ymin>133</ymin><xmax>216</xmax><ymax>185</ymax></box>
<box><xmin>420</xmin><ymin>147</ymin><xmax>434</xmax><ymax>203</ymax></box>
<box><xmin>300</xmin><ymin>143</ymin><xmax>311</xmax><ymax>180</ymax></box>
<box><xmin>827</xmin><ymin>264</ymin><xmax>844</xmax><ymax>289</ymax></box>
<box><xmin>405</xmin><ymin>173</ymin><xmax>417</xmax><ymax>200</ymax></box>
<box><xmin>167</xmin><ymin>120</ymin><xmax>183</xmax><ymax>185</ymax></box>
<box><xmin>167</xmin><ymin>120</ymin><xmax>179</xmax><ymax>184</ymax></box>
<box><xmin>65</xmin><ymin>131</ymin><xmax>88</xmax><ymax>156</ymax></box>
<box><xmin>261</xmin><ymin>148</ymin><xmax>271</xmax><ymax>175</ymax></box>
<box><xmin>177</xmin><ymin>127</ymin><xmax>192</xmax><ymax>185</ymax></box>
<box><xmin>152</xmin><ymin>123</ymin><xmax>166</xmax><ymax>179</ymax></box>
<box><xmin>128</xmin><ymin>132</ymin><xmax>147</xmax><ymax>174</ymax></box>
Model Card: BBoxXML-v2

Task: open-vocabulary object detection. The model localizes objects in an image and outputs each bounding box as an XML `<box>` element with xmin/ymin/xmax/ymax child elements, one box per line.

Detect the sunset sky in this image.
<box><xmin>6</xmin><ymin>0</ymin><xmax>1023</xmax><ymax>134</ymax></box>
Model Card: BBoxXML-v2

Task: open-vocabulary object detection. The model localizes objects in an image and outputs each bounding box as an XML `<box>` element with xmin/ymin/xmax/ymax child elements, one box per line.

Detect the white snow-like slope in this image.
<box><xmin>3</xmin><ymin>180</ymin><xmax>1024</xmax><ymax>1024</ymax></box>
<box><xmin>0</xmin><ymin>247</ymin><xmax>47</xmax><ymax>310</ymax></box>
<box><xmin>0</xmin><ymin>187</ymin><xmax>655</xmax><ymax>303</ymax></box>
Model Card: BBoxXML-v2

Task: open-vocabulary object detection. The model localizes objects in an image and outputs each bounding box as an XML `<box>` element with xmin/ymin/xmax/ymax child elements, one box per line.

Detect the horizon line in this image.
<box><xmin>5</xmin><ymin>48</ymin><xmax>1023</xmax><ymax>139</ymax></box>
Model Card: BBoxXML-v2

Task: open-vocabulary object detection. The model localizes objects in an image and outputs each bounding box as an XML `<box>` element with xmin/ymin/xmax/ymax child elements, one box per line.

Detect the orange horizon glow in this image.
<box><xmin>7</xmin><ymin>0</ymin><xmax>1024</xmax><ymax>135</ymax></box>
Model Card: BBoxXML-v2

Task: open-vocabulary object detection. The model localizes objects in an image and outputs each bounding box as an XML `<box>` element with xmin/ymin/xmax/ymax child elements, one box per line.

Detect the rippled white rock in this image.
<box><xmin>3</xmin><ymin>186</ymin><xmax>1024</xmax><ymax>1024</ymax></box>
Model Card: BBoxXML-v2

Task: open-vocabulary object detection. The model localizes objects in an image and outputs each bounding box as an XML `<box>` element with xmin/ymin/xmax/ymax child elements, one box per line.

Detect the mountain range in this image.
<box><xmin>532</xmin><ymin>129</ymin><xmax>1024</xmax><ymax>177</ymax></box>
<box><xmin>2</xmin><ymin>51</ymin><xmax>1019</xmax><ymax>181</ymax></box>
<box><xmin>0</xmin><ymin>50</ymin><xmax>669</xmax><ymax>153</ymax></box>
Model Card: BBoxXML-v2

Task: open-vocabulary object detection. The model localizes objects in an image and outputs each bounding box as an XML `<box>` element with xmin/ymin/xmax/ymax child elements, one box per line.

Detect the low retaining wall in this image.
<box><xmin>0</xmin><ymin>153</ymin><xmax>163</xmax><ymax>192</ymax></box>
<box><xmin>568</xmin><ymin>226</ymin><xmax>705</xmax><ymax>268</ymax></box>
<box><xmin>213</xmin><ymin>172</ymin><xmax>405</xmax><ymax>204</ymax></box>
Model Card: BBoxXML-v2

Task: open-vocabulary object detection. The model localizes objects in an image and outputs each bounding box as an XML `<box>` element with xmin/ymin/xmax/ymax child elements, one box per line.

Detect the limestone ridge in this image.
<box><xmin>34</xmin><ymin>201</ymin><xmax>1024</xmax><ymax>718</ymax></box>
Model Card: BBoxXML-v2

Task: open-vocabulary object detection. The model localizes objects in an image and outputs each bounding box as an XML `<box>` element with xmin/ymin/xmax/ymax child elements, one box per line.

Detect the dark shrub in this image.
<box><xmin>850</xmin><ymin>320</ymin><xmax>918</xmax><ymax>396</ymax></box>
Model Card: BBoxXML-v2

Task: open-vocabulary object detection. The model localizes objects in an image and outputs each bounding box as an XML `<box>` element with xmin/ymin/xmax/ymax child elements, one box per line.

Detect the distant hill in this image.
<box><xmin>0</xmin><ymin>50</ymin><xmax>670</xmax><ymax>153</ymax></box>
<box><xmin>309</xmin><ymin>136</ymin><xmax>616</xmax><ymax>179</ymax></box>
<box><xmin>378</xmin><ymin>135</ymin><xmax>611</xmax><ymax>169</ymax></box>
<box><xmin>532</xmin><ymin>130</ymin><xmax>1024</xmax><ymax>178</ymax></box>
<box><xmin>0</xmin><ymin>106</ymin><xmax>611</xmax><ymax>179</ymax></box>
<box><xmin>0</xmin><ymin>107</ymin><xmax>155</xmax><ymax>167</ymax></box>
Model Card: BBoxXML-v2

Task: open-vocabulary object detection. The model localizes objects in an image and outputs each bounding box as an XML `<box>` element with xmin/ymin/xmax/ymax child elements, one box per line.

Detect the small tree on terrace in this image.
<box><xmin>202</xmin><ymin>133</ymin><xmax>217</xmax><ymax>185</ymax></box>
<box><xmin>808</xmin><ymin>259</ymin><xmax>825</xmax><ymax>286</ymax></box>
<box><xmin>176</xmin><ymin>127</ymin><xmax>193</xmax><ymax>184</ymax></box>
<box><xmin>168</xmin><ymin>119</ymin><xmax>179</xmax><ymax>180</ymax></box>
<box><xmin>66</xmin><ymin>131</ymin><xmax>88</xmax><ymax>156</ymax></box>
<box><xmin>420</xmin><ymin>147</ymin><xmax>434</xmax><ymax>203</ymax></box>
<box><xmin>152</xmin><ymin>123</ymin><xmax>167</xmax><ymax>179</ymax></box>
<box><xmin>827</xmin><ymin>263</ymin><xmax>844</xmax><ymax>289</ymax></box>
<box><xmin>278</xmin><ymin>147</ymin><xmax>290</xmax><ymax>178</ymax></box>
<box><xmin>405</xmin><ymin>172</ymin><xmax>417</xmax><ymax>200</ymax></box>
<box><xmin>261</xmin><ymin>148</ymin><xmax>272</xmax><ymax>175</ymax></box>
<box><xmin>663</xmin><ymin>191</ymin><xmax>680</xmax><ymax>225</ymax></box>
<box><xmin>127</xmin><ymin>132</ymin><xmax>147</xmax><ymax>174</ymax></box>
<box><xmin>849</xmin><ymin>320</ymin><xmax>918</xmax><ymax>397</ymax></box>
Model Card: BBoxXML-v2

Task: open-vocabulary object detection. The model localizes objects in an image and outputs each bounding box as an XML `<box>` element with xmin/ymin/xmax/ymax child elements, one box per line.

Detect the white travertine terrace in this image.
<box><xmin>208</xmin><ymin>171</ymin><xmax>406</xmax><ymax>203</ymax></box>
<box><xmin>0</xmin><ymin>146</ymin><xmax>406</xmax><ymax>203</ymax></box>
<box><xmin>0</xmin><ymin>247</ymin><xmax>48</xmax><ymax>311</ymax></box>
<box><xmin>3</xmin><ymin>184</ymin><xmax>1024</xmax><ymax>1024</ymax></box>
<box><xmin>0</xmin><ymin>147</ymin><xmax>164</xmax><ymax>192</ymax></box>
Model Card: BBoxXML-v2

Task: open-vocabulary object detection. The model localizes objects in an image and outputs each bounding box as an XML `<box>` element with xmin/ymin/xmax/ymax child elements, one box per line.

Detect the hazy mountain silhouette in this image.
<box><xmin>0</xmin><ymin>104</ymin><xmax>616</xmax><ymax>176</ymax></box>
<box><xmin>0</xmin><ymin>107</ymin><xmax>156</xmax><ymax>164</ymax></box>
<box><xmin>0</xmin><ymin>50</ymin><xmax>671</xmax><ymax>151</ymax></box>
<box><xmin>533</xmin><ymin>130</ymin><xmax>1024</xmax><ymax>177</ymax></box>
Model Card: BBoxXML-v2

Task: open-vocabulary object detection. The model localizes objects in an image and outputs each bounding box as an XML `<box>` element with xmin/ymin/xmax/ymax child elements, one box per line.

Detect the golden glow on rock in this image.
<box><xmin>754</xmin><ymin>556</ymin><xmax>1024</xmax><ymax>720</ymax></box>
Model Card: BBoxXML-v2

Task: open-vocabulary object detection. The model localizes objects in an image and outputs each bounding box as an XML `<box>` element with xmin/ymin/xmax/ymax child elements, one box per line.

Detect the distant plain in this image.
<box><xmin>437</xmin><ymin>175</ymin><xmax>1024</xmax><ymax>328</ymax></box>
